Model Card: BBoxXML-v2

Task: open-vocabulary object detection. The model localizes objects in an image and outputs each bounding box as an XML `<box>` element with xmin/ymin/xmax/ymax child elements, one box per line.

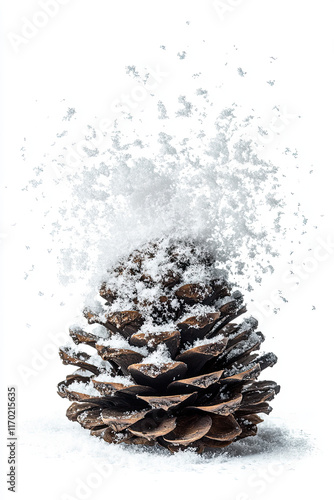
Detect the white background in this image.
<box><xmin>1</xmin><ymin>1</ymin><xmax>334</xmax><ymax>499</ymax></box>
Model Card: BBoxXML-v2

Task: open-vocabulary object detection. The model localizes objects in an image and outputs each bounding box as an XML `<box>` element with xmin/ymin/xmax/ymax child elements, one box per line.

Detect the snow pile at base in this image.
<box><xmin>21</xmin><ymin>412</ymin><xmax>313</xmax><ymax>471</ymax></box>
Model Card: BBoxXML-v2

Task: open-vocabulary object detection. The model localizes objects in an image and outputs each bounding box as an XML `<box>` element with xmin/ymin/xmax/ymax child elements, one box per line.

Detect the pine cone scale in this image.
<box><xmin>128</xmin><ymin>362</ymin><xmax>188</xmax><ymax>389</ymax></box>
<box><xmin>137</xmin><ymin>392</ymin><xmax>198</xmax><ymax>411</ymax></box>
<box><xmin>190</xmin><ymin>393</ymin><xmax>242</xmax><ymax>416</ymax></box>
<box><xmin>163</xmin><ymin>413</ymin><xmax>213</xmax><ymax>446</ymax></box>
<box><xmin>206</xmin><ymin>414</ymin><xmax>242</xmax><ymax>441</ymax></box>
<box><xmin>128</xmin><ymin>416</ymin><xmax>177</xmax><ymax>440</ymax></box>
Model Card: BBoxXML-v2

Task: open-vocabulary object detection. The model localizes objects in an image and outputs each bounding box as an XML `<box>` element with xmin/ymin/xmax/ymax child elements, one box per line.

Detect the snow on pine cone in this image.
<box><xmin>58</xmin><ymin>239</ymin><xmax>280</xmax><ymax>452</ymax></box>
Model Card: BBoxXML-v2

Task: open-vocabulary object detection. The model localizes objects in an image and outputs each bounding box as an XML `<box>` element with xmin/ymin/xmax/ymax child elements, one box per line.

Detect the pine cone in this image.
<box><xmin>58</xmin><ymin>240</ymin><xmax>280</xmax><ymax>452</ymax></box>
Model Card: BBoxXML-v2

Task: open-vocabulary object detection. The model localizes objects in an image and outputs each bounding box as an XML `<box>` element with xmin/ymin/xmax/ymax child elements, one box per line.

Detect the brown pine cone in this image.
<box><xmin>58</xmin><ymin>239</ymin><xmax>279</xmax><ymax>452</ymax></box>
